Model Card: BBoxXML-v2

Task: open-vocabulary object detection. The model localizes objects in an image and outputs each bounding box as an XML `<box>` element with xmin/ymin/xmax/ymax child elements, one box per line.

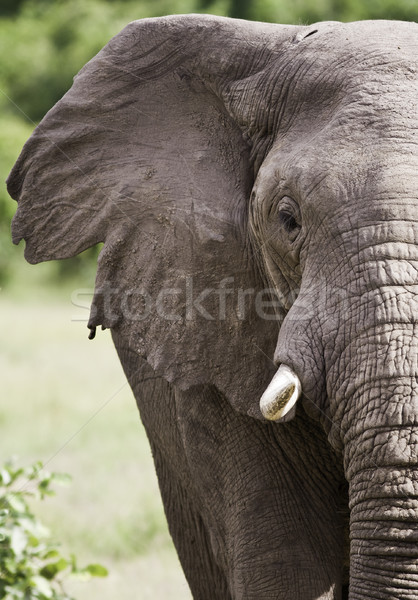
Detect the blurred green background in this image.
<box><xmin>1</xmin><ymin>1</ymin><xmax>417</xmax><ymax>599</ymax></box>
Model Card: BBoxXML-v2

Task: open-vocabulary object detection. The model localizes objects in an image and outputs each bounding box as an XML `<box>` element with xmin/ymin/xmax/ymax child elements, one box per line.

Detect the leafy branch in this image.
<box><xmin>0</xmin><ymin>459</ymin><xmax>107</xmax><ymax>600</ymax></box>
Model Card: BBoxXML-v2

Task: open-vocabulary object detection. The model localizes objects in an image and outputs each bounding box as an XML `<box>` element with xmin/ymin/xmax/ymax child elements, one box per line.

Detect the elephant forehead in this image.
<box><xmin>247</xmin><ymin>24</ymin><xmax>417</xmax><ymax>173</ymax></box>
<box><xmin>256</xmin><ymin>120</ymin><xmax>418</xmax><ymax>201</ymax></box>
<box><xmin>305</xmin><ymin>20</ymin><xmax>418</xmax><ymax>74</ymax></box>
<box><xmin>277</xmin><ymin>20</ymin><xmax>418</xmax><ymax>113</ymax></box>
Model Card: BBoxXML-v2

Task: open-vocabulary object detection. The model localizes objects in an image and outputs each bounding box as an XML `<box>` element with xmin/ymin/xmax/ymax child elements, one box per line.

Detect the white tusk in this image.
<box><xmin>260</xmin><ymin>364</ymin><xmax>302</xmax><ymax>421</ymax></box>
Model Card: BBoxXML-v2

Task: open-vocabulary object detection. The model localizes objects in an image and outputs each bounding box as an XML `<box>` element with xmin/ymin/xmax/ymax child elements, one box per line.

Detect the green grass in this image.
<box><xmin>0</xmin><ymin>267</ymin><xmax>191</xmax><ymax>599</ymax></box>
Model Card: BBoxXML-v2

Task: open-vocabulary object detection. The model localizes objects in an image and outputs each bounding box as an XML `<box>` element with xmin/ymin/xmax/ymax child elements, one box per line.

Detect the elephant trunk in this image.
<box><xmin>342</xmin><ymin>374</ymin><xmax>418</xmax><ymax>599</ymax></box>
<box><xmin>347</xmin><ymin>429</ymin><xmax>418</xmax><ymax>598</ymax></box>
<box><xmin>337</xmin><ymin>279</ymin><xmax>418</xmax><ymax>598</ymax></box>
<box><xmin>271</xmin><ymin>235</ymin><xmax>418</xmax><ymax>597</ymax></box>
<box><xmin>313</xmin><ymin>241</ymin><xmax>418</xmax><ymax>597</ymax></box>
<box><xmin>348</xmin><ymin>465</ymin><xmax>418</xmax><ymax>599</ymax></box>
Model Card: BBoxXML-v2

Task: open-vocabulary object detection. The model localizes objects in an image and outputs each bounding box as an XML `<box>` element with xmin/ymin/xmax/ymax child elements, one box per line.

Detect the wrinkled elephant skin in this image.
<box><xmin>7</xmin><ymin>15</ymin><xmax>418</xmax><ymax>600</ymax></box>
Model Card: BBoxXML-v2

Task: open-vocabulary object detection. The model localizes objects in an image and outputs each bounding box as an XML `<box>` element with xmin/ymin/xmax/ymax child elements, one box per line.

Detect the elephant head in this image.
<box><xmin>8</xmin><ymin>15</ymin><xmax>418</xmax><ymax>599</ymax></box>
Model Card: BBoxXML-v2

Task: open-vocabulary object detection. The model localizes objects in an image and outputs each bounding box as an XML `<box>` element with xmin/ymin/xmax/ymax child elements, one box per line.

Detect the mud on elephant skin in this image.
<box><xmin>8</xmin><ymin>14</ymin><xmax>418</xmax><ymax>600</ymax></box>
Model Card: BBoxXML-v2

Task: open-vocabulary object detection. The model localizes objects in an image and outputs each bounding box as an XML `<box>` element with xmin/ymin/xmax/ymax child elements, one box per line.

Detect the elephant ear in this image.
<box><xmin>8</xmin><ymin>15</ymin><xmax>303</xmax><ymax>417</ymax></box>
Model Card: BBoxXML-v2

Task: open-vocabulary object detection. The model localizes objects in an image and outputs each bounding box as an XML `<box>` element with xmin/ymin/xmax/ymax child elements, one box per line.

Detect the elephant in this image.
<box><xmin>7</xmin><ymin>13</ymin><xmax>418</xmax><ymax>600</ymax></box>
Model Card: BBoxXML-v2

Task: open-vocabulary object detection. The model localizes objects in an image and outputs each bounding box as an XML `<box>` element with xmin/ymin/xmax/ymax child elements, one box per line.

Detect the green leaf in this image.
<box><xmin>16</xmin><ymin>516</ymin><xmax>45</xmax><ymax>536</ymax></box>
<box><xmin>38</xmin><ymin>479</ymin><xmax>55</xmax><ymax>498</ymax></box>
<box><xmin>10</xmin><ymin>527</ymin><xmax>27</xmax><ymax>557</ymax></box>
<box><xmin>40</xmin><ymin>558</ymin><xmax>68</xmax><ymax>580</ymax></box>
<box><xmin>30</xmin><ymin>576</ymin><xmax>53</xmax><ymax>598</ymax></box>
<box><xmin>26</xmin><ymin>461</ymin><xmax>44</xmax><ymax>479</ymax></box>
<box><xmin>0</xmin><ymin>469</ymin><xmax>12</xmax><ymax>486</ymax></box>
<box><xmin>4</xmin><ymin>586</ymin><xmax>25</xmax><ymax>600</ymax></box>
<box><xmin>83</xmin><ymin>564</ymin><xmax>108</xmax><ymax>577</ymax></box>
<box><xmin>50</xmin><ymin>473</ymin><xmax>72</xmax><ymax>486</ymax></box>
<box><xmin>5</xmin><ymin>494</ymin><xmax>27</xmax><ymax>514</ymax></box>
<box><xmin>43</xmin><ymin>549</ymin><xmax>60</xmax><ymax>560</ymax></box>
<box><xmin>4</xmin><ymin>556</ymin><xmax>18</xmax><ymax>575</ymax></box>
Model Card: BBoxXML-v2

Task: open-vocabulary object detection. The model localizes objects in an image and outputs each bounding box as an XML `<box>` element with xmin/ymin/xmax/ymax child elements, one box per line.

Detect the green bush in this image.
<box><xmin>0</xmin><ymin>459</ymin><xmax>107</xmax><ymax>600</ymax></box>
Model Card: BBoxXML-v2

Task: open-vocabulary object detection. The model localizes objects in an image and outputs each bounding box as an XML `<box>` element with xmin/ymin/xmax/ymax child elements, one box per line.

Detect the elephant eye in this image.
<box><xmin>278</xmin><ymin>210</ymin><xmax>299</xmax><ymax>233</ymax></box>
<box><xmin>272</xmin><ymin>196</ymin><xmax>301</xmax><ymax>241</ymax></box>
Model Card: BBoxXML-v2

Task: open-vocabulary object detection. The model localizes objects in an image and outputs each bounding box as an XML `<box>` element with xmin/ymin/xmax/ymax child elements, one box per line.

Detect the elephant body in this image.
<box><xmin>117</xmin><ymin>345</ymin><xmax>348</xmax><ymax>599</ymax></box>
<box><xmin>7</xmin><ymin>15</ymin><xmax>418</xmax><ymax>599</ymax></box>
